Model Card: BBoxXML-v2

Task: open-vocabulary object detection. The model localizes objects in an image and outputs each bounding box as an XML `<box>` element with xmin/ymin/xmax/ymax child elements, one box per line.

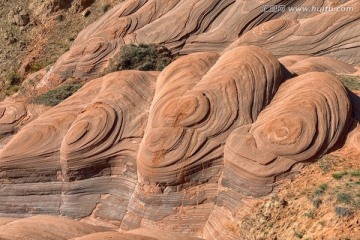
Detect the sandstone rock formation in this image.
<box><xmin>0</xmin><ymin>45</ymin><xmax>355</xmax><ymax>239</ymax></box>
<box><xmin>38</xmin><ymin>0</ymin><xmax>360</xmax><ymax>87</ymax></box>
<box><xmin>0</xmin><ymin>101</ymin><xmax>26</xmax><ymax>137</ymax></box>
<box><xmin>279</xmin><ymin>56</ymin><xmax>357</xmax><ymax>76</ymax></box>
<box><xmin>1</xmin><ymin>0</ymin><xmax>360</xmax><ymax>239</ymax></box>
<box><xmin>0</xmin><ymin>215</ymin><xmax>201</xmax><ymax>240</ymax></box>
<box><xmin>226</xmin><ymin>0</ymin><xmax>360</xmax><ymax>64</ymax></box>
<box><xmin>223</xmin><ymin>72</ymin><xmax>351</xmax><ymax>197</ymax></box>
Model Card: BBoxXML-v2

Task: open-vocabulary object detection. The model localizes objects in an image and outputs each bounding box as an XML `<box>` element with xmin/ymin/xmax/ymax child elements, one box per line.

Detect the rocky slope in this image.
<box><xmin>0</xmin><ymin>0</ymin><xmax>359</xmax><ymax>239</ymax></box>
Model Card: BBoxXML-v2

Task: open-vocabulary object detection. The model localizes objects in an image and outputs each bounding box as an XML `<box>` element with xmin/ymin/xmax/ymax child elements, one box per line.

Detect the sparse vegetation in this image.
<box><xmin>332</xmin><ymin>171</ymin><xmax>348</xmax><ymax>180</ymax></box>
<box><xmin>314</xmin><ymin>183</ymin><xmax>328</xmax><ymax>196</ymax></box>
<box><xmin>335</xmin><ymin>206</ymin><xmax>353</xmax><ymax>217</ymax></box>
<box><xmin>0</xmin><ymin>71</ymin><xmax>22</xmax><ymax>99</ymax></box>
<box><xmin>336</xmin><ymin>75</ymin><xmax>360</xmax><ymax>91</ymax></box>
<box><xmin>32</xmin><ymin>82</ymin><xmax>83</xmax><ymax>106</ymax></box>
<box><xmin>102</xmin><ymin>4</ymin><xmax>111</xmax><ymax>12</ymax></box>
<box><xmin>28</xmin><ymin>59</ymin><xmax>55</xmax><ymax>73</ymax></box>
<box><xmin>337</xmin><ymin>193</ymin><xmax>352</xmax><ymax>204</ymax></box>
<box><xmin>350</xmin><ymin>169</ymin><xmax>360</xmax><ymax>177</ymax></box>
<box><xmin>312</xmin><ymin>198</ymin><xmax>322</xmax><ymax>208</ymax></box>
<box><xmin>317</xmin><ymin>155</ymin><xmax>337</xmax><ymax>173</ymax></box>
<box><xmin>112</xmin><ymin>43</ymin><xmax>175</xmax><ymax>72</ymax></box>
<box><xmin>293</xmin><ymin>229</ymin><xmax>305</xmax><ymax>239</ymax></box>
<box><xmin>304</xmin><ymin>210</ymin><xmax>315</xmax><ymax>219</ymax></box>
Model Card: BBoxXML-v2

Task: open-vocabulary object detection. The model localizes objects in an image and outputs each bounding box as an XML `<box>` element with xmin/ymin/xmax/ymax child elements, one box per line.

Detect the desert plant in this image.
<box><xmin>315</xmin><ymin>183</ymin><xmax>328</xmax><ymax>196</ymax></box>
<box><xmin>114</xmin><ymin>43</ymin><xmax>174</xmax><ymax>72</ymax></box>
<box><xmin>337</xmin><ymin>193</ymin><xmax>352</xmax><ymax>204</ymax></box>
<box><xmin>293</xmin><ymin>229</ymin><xmax>304</xmax><ymax>239</ymax></box>
<box><xmin>28</xmin><ymin>59</ymin><xmax>54</xmax><ymax>73</ymax></box>
<box><xmin>5</xmin><ymin>71</ymin><xmax>21</xmax><ymax>86</ymax></box>
<box><xmin>304</xmin><ymin>210</ymin><xmax>316</xmax><ymax>219</ymax></box>
<box><xmin>332</xmin><ymin>171</ymin><xmax>348</xmax><ymax>180</ymax></box>
<box><xmin>336</xmin><ymin>75</ymin><xmax>360</xmax><ymax>91</ymax></box>
<box><xmin>312</xmin><ymin>198</ymin><xmax>322</xmax><ymax>208</ymax></box>
<box><xmin>102</xmin><ymin>4</ymin><xmax>111</xmax><ymax>12</ymax></box>
<box><xmin>33</xmin><ymin>82</ymin><xmax>83</xmax><ymax>106</ymax></box>
<box><xmin>335</xmin><ymin>206</ymin><xmax>353</xmax><ymax>217</ymax></box>
<box><xmin>350</xmin><ymin>170</ymin><xmax>360</xmax><ymax>177</ymax></box>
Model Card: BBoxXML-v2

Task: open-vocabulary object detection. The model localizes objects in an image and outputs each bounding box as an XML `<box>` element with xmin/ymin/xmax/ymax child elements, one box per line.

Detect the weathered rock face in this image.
<box><xmin>223</xmin><ymin>72</ymin><xmax>351</xmax><ymax>197</ymax></box>
<box><xmin>278</xmin><ymin>56</ymin><xmax>357</xmax><ymax>75</ymax></box>
<box><xmin>0</xmin><ymin>45</ymin><xmax>354</xmax><ymax>239</ymax></box>
<box><xmin>137</xmin><ymin>46</ymin><xmax>285</xmax><ymax>186</ymax></box>
<box><xmin>0</xmin><ymin>71</ymin><xmax>156</xmax><ymax>221</ymax></box>
<box><xmin>38</xmin><ymin>0</ymin><xmax>360</xmax><ymax>87</ymax></box>
<box><xmin>0</xmin><ymin>215</ymin><xmax>200</xmax><ymax>240</ymax></box>
<box><xmin>1</xmin><ymin>0</ymin><xmax>360</xmax><ymax>239</ymax></box>
<box><xmin>226</xmin><ymin>0</ymin><xmax>360</xmax><ymax>64</ymax></box>
<box><xmin>0</xmin><ymin>102</ymin><xmax>26</xmax><ymax>137</ymax></box>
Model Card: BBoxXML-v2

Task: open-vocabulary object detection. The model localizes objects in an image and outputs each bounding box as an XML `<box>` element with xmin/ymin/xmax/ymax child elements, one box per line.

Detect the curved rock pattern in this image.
<box><xmin>0</xmin><ymin>71</ymin><xmax>156</xmax><ymax>220</ymax></box>
<box><xmin>0</xmin><ymin>216</ymin><xmax>203</xmax><ymax>240</ymax></box>
<box><xmin>223</xmin><ymin>72</ymin><xmax>351</xmax><ymax>197</ymax></box>
<box><xmin>226</xmin><ymin>0</ymin><xmax>360</xmax><ymax>64</ymax></box>
<box><xmin>38</xmin><ymin>0</ymin><xmax>360</xmax><ymax>87</ymax></box>
<box><xmin>60</xmin><ymin>71</ymin><xmax>156</xmax><ymax>181</ymax></box>
<box><xmin>0</xmin><ymin>102</ymin><xmax>27</xmax><ymax>137</ymax></box>
<box><xmin>1</xmin><ymin>0</ymin><xmax>360</xmax><ymax>236</ymax></box>
<box><xmin>278</xmin><ymin>56</ymin><xmax>357</xmax><ymax>75</ymax></box>
<box><xmin>137</xmin><ymin>46</ymin><xmax>285</xmax><ymax>186</ymax></box>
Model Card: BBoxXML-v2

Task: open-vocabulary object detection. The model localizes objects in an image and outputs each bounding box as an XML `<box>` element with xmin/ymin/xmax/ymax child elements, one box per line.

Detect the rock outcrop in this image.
<box><xmin>38</xmin><ymin>0</ymin><xmax>360</xmax><ymax>87</ymax></box>
<box><xmin>0</xmin><ymin>46</ymin><xmax>354</xmax><ymax>239</ymax></box>
<box><xmin>223</xmin><ymin>72</ymin><xmax>351</xmax><ymax>197</ymax></box>
<box><xmin>226</xmin><ymin>0</ymin><xmax>360</xmax><ymax>64</ymax></box>
<box><xmin>1</xmin><ymin>0</ymin><xmax>359</xmax><ymax>239</ymax></box>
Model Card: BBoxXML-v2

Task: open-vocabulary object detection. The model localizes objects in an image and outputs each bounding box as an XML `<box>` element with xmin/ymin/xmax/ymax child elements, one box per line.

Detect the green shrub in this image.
<box><xmin>114</xmin><ymin>43</ymin><xmax>174</xmax><ymax>71</ymax></box>
<box><xmin>332</xmin><ymin>171</ymin><xmax>348</xmax><ymax>180</ymax></box>
<box><xmin>315</xmin><ymin>183</ymin><xmax>328</xmax><ymax>196</ymax></box>
<box><xmin>293</xmin><ymin>229</ymin><xmax>304</xmax><ymax>239</ymax></box>
<box><xmin>336</xmin><ymin>75</ymin><xmax>360</xmax><ymax>91</ymax></box>
<box><xmin>337</xmin><ymin>193</ymin><xmax>352</xmax><ymax>204</ymax></box>
<box><xmin>28</xmin><ymin>59</ymin><xmax>54</xmax><ymax>72</ymax></box>
<box><xmin>33</xmin><ymin>82</ymin><xmax>83</xmax><ymax>106</ymax></box>
<box><xmin>304</xmin><ymin>210</ymin><xmax>315</xmax><ymax>219</ymax></box>
<box><xmin>102</xmin><ymin>4</ymin><xmax>111</xmax><ymax>12</ymax></box>
<box><xmin>5</xmin><ymin>71</ymin><xmax>21</xmax><ymax>86</ymax></box>
<box><xmin>312</xmin><ymin>198</ymin><xmax>322</xmax><ymax>208</ymax></box>
<box><xmin>0</xmin><ymin>72</ymin><xmax>22</xmax><ymax>99</ymax></box>
<box><xmin>335</xmin><ymin>206</ymin><xmax>353</xmax><ymax>217</ymax></box>
<box><xmin>350</xmin><ymin>170</ymin><xmax>360</xmax><ymax>177</ymax></box>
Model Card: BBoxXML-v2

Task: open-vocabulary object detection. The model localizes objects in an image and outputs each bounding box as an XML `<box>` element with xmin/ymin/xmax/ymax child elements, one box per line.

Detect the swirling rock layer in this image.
<box><xmin>1</xmin><ymin>44</ymin><xmax>355</xmax><ymax>240</ymax></box>
<box><xmin>226</xmin><ymin>0</ymin><xmax>360</xmax><ymax>64</ymax></box>
<box><xmin>223</xmin><ymin>72</ymin><xmax>351</xmax><ymax>197</ymax></box>
<box><xmin>38</xmin><ymin>0</ymin><xmax>360</xmax><ymax>87</ymax></box>
<box><xmin>1</xmin><ymin>0</ymin><xmax>360</xmax><ymax>236</ymax></box>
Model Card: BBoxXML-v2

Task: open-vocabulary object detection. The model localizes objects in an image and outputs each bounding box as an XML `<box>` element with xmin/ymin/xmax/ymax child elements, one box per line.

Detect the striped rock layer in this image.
<box><xmin>0</xmin><ymin>46</ymin><xmax>354</xmax><ymax>239</ymax></box>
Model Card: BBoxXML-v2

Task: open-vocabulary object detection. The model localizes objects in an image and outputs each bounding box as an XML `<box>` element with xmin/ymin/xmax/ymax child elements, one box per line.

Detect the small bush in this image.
<box><xmin>6</xmin><ymin>72</ymin><xmax>22</xmax><ymax>86</ymax></box>
<box><xmin>293</xmin><ymin>229</ymin><xmax>304</xmax><ymax>239</ymax></box>
<box><xmin>312</xmin><ymin>198</ymin><xmax>322</xmax><ymax>208</ymax></box>
<box><xmin>102</xmin><ymin>4</ymin><xmax>111</xmax><ymax>12</ymax></box>
<box><xmin>350</xmin><ymin>170</ymin><xmax>360</xmax><ymax>177</ymax></box>
<box><xmin>33</xmin><ymin>82</ymin><xmax>83</xmax><ymax>106</ymax></box>
<box><xmin>304</xmin><ymin>210</ymin><xmax>315</xmax><ymax>219</ymax></box>
<box><xmin>337</xmin><ymin>193</ymin><xmax>352</xmax><ymax>204</ymax></box>
<box><xmin>335</xmin><ymin>206</ymin><xmax>353</xmax><ymax>217</ymax></box>
<box><xmin>114</xmin><ymin>43</ymin><xmax>174</xmax><ymax>71</ymax></box>
<box><xmin>336</xmin><ymin>75</ymin><xmax>360</xmax><ymax>91</ymax></box>
<box><xmin>315</xmin><ymin>183</ymin><xmax>328</xmax><ymax>196</ymax></box>
<box><xmin>28</xmin><ymin>59</ymin><xmax>54</xmax><ymax>73</ymax></box>
<box><xmin>0</xmin><ymin>72</ymin><xmax>23</xmax><ymax>99</ymax></box>
<box><xmin>332</xmin><ymin>171</ymin><xmax>348</xmax><ymax>180</ymax></box>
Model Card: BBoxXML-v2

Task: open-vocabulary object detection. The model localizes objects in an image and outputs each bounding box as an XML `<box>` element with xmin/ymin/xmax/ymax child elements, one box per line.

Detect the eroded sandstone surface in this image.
<box><xmin>0</xmin><ymin>0</ymin><xmax>359</xmax><ymax>239</ymax></box>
